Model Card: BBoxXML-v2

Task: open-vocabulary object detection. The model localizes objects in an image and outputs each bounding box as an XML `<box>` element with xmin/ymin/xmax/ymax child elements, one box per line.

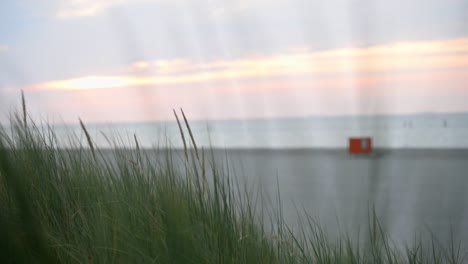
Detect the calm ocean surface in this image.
<box><xmin>50</xmin><ymin>112</ymin><xmax>468</xmax><ymax>149</ymax></box>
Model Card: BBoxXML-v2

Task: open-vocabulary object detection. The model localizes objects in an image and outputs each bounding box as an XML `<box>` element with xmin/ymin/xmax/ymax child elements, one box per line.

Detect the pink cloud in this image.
<box><xmin>15</xmin><ymin>37</ymin><xmax>468</xmax><ymax>122</ymax></box>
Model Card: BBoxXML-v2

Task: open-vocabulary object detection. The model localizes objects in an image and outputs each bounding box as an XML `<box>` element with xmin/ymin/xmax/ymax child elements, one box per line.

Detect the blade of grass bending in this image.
<box><xmin>21</xmin><ymin>90</ymin><xmax>27</xmax><ymax>127</ymax></box>
<box><xmin>79</xmin><ymin>118</ymin><xmax>96</xmax><ymax>160</ymax></box>
<box><xmin>134</xmin><ymin>133</ymin><xmax>143</xmax><ymax>165</ymax></box>
<box><xmin>180</xmin><ymin>108</ymin><xmax>199</xmax><ymax>160</ymax></box>
<box><xmin>173</xmin><ymin>109</ymin><xmax>188</xmax><ymax>161</ymax></box>
<box><xmin>134</xmin><ymin>133</ymin><xmax>140</xmax><ymax>152</ymax></box>
<box><xmin>201</xmin><ymin>146</ymin><xmax>206</xmax><ymax>196</ymax></box>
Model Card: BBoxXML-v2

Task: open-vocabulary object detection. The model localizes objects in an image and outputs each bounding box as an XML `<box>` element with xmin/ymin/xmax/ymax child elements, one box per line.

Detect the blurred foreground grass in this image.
<box><xmin>0</xmin><ymin>106</ymin><xmax>466</xmax><ymax>263</ymax></box>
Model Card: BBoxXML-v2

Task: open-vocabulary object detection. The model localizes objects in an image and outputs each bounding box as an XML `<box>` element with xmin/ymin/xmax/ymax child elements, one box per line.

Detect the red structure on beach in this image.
<box><xmin>349</xmin><ymin>137</ymin><xmax>372</xmax><ymax>154</ymax></box>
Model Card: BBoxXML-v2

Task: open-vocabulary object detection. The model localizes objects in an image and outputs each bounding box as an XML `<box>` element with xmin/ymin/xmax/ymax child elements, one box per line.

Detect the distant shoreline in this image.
<box><xmin>84</xmin><ymin>147</ymin><xmax>468</xmax><ymax>152</ymax></box>
<box><xmin>57</xmin><ymin>147</ymin><xmax>468</xmax><ymax>159</ymax></box>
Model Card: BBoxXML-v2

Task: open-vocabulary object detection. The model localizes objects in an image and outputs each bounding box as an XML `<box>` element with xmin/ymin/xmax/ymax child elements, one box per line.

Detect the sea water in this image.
<box><xmin>49</xmin><ymin>112</ymin><xmax>468</xmax><ymax>149</ymax></box>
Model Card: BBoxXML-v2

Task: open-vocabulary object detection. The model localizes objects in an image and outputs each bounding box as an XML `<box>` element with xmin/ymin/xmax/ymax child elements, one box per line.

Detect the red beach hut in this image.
<box><xmin>349</xmin><ymin>137</ymin><xmax>372</xmax><ymax>154</ymax></box>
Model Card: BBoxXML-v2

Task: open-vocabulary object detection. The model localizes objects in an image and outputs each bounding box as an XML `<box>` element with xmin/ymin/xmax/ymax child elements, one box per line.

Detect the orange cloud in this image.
<box><xmin>26</xmin><ymin>38</ymin><xmax>468</xmax><ymax>91</ymax></box>
<box><xmin>28</xmin><ymin>76</ymin><xmax>143</xmax><ymax>90</ymax></box>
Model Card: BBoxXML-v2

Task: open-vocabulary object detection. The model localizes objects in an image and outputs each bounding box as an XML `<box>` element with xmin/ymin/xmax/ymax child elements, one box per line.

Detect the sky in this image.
<box><xmin>0</xmin><ymin>0</ymin><xmax>468</xmax><ymax>124</ymax></box>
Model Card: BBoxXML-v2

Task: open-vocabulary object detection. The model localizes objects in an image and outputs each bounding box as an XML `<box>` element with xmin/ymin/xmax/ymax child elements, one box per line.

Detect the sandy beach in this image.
<box><xmin>98</xmin><ymin>147</ymin><xmax>468</xmax><ymax>246</ymax></box>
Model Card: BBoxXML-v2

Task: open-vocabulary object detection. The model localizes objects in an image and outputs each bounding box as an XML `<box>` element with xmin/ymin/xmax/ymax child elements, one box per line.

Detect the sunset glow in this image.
<box><xmin>27</xmin><ymin>38</ymin><xmax>468</xmax><ymax>92</ymax></box>
<box><xmin>2</xmin><ymin>0</ymin><xmax>468</xmax><ymax>124</ymax></box>
<box><xmin>39</xmin><ymin>76</ymin><xmax>139</xmax><ymax>90</ymax></box>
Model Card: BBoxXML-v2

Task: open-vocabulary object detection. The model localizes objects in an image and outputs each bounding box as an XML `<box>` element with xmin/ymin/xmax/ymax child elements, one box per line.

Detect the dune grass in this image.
<box><xmin>0</xmin><ymin>107</ymin><xmax>467</xmax><ymax>263</ymax></box>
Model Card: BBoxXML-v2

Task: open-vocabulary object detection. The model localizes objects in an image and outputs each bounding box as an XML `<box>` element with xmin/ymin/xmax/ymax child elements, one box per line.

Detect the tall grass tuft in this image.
<box><xmin>0</xmin><ymin>109</ymin><xmax>466</xmax><ymax>263</ymax></box>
